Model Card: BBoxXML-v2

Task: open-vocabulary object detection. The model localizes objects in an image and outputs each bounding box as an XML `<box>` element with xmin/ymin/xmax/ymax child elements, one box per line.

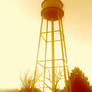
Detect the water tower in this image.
<box><xmin>33</xmin><ymin>0</ymin><xmax>70</xmax><ymax>92</ymax></box>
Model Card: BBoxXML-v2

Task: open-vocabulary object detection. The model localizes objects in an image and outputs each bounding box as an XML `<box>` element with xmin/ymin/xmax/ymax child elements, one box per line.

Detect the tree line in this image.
<box><xmin>19</xmin><ymin>67</ymin><xmax>92</xmax><ymax>92</ymax></box>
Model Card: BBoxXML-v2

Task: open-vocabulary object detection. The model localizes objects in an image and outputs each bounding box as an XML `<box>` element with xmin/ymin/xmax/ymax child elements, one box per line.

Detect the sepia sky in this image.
<box><xmin>0</xmin><ymin>0</ymin><xmax>92</xmax><ymax>89</ymax></box>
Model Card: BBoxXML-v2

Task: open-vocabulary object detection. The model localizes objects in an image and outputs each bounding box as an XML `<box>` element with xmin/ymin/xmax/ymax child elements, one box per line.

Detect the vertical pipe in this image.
<box><xmin>43</xmin><ymin>20</ymin><xmax>48</xmax><ymax>92</ymax></box>
<box><xmin>51</xmin><ymin>21</ymin><xmax>55</xmax><ymax>92</ymax></box>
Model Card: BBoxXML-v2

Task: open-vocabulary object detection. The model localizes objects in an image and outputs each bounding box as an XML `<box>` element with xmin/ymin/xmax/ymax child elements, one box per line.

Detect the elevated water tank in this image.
<box><xmin>41</xmin><ymin>0</ymin><xmax>64</xmax><ymax>20</ymax></box>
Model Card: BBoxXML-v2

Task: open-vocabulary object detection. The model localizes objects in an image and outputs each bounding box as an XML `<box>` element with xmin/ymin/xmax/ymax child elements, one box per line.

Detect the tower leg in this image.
<box><xmin>61</xmin><ymin>20</ymin><xmax>69</xmax><ymax>78</ymax></box>
<box><xmin>43</xmin><ymin>20</ymin><xmax>48</xmax><ymax>92</ymax></box>
<box><xmin>59</xmin><ymin>20</ymin><xmax>67</xmax><ymax>86</ymax></box>
<box><xmin>60</xmin><ymin>20</ymin><xmax>71</xmax><ymax>92</ymax></box>
<box><xmin>33</xmin><ymin>18</ymin><xmax>43</xmax><ymax>88</ymax></box>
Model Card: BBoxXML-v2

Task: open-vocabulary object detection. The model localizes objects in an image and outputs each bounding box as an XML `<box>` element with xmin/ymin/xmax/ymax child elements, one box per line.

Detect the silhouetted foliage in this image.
<box><xmin>70</xmin><ymin>67</ymin><xmax>91</xmax><ymax>92</ymax></box>
<box><xmin>62</xmin><ymin>67</ymin><xmax>92</xmax><ymax>92</ymax></box>
<box><xmin>19</xmin><ymin>72</ymin><xmax>41</xmax><ymax>92</ymax></box>
<box><xmin>61</xmin><ymin>67</ymin><xmax>92</xmax><ymax>92</ymax></box>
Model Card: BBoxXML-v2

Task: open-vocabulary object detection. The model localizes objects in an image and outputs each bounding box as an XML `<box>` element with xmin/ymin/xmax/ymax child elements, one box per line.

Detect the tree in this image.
<box><xmin>69</xmin><ymin>67</ymin><xmax>91</xmax><ymax>92</ymax></box>
<box><xmin>61</xmin><ymin>67</ymin><xmax>92</xmax><ymax>92</ymax></box>
<box><xmin>46</xmin><ymin>70</ymin><xmax>63</xmax><ymax>91</ymax></box>
<box><xmin>19</xmin><ymin>72</ymin><xmax>41</xmax><ymax>92</ymax></box>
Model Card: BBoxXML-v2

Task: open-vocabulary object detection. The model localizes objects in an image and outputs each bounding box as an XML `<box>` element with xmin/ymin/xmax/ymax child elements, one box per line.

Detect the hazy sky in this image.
<box><xmin>0</xmin><ymin>0</ymin><xmax>92</xmax><ymax>89</ymax></box>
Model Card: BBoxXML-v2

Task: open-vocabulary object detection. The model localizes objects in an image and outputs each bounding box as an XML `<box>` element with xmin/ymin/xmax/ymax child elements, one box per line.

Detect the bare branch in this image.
<box><xmin>55</xmin><ymin>71</ymin><xmax>62</xmax><ymax>89</ymax></box>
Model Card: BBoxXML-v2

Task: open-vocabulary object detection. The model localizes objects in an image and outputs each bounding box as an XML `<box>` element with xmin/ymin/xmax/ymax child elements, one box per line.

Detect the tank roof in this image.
<box><xmin>41</xmin><ymin>0</ymin><xmax>63</xmax><ymax>9</ymax></box>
